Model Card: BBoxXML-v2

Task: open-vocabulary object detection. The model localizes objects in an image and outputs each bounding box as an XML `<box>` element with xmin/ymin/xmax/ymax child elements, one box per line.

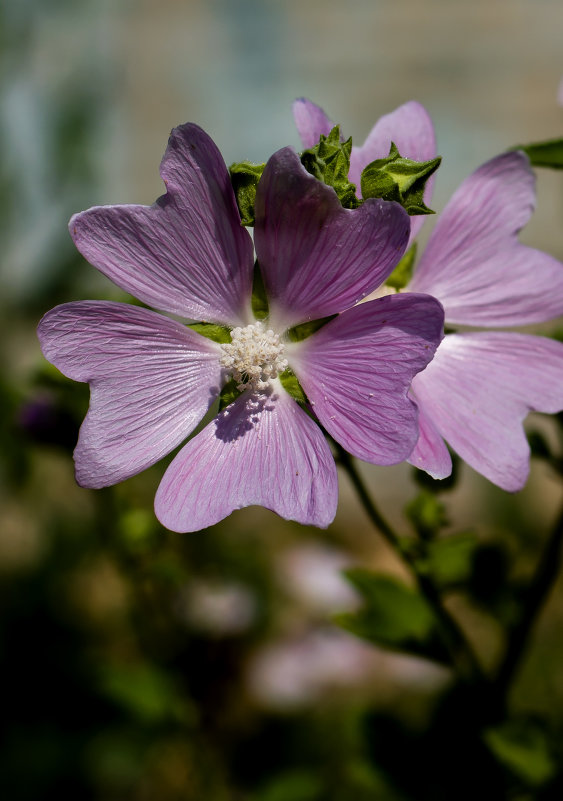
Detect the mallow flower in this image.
<box><xmin>37</xmin><ymin>123</ymin><xmax>444</xmax><ymax>532</ymax></box>
<box><xmin>294</xmin><ymin>100</ymin><xmax>563</xmax><ymax>491</ymax></box>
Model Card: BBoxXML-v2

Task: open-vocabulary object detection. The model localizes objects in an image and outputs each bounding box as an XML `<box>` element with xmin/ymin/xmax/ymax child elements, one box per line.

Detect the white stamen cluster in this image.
<box><xmin>220</xmin><ymin>321</ymin><xmax>288</xmax><ymax>392</ymax></box>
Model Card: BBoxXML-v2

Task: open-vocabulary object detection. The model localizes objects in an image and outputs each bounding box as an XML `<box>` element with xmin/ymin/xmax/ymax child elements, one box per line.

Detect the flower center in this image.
<box><xmin>219</xmin><ymin>321</ymin><xmax>288</xmax><ymax>392</ymax></box>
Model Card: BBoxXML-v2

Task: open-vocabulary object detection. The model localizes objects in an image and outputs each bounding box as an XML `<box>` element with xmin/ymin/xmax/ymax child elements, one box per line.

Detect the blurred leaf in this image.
<box><xmin>361</xmin><ymin>143</ymin><xmax>441</xmax><ymax>215</ymax></box>
<box><xmin>254</xmin><ymin>770</ymin><xmax>322</xmax><ymax>801</ymax></box>
<box><xmin>230</xmin><ymin>161</ymin><xmax>266</xmax><ymax>225</ymax></box>
<box><xmin>96</xmin><ymin>663</ymin><xmax>196</xmax><ymax>726</ymax></box>
<box><xmin>483</xmin><ymin>720</ymin><xmax>557</xmax><ymax>788</ymax></box>
<box><xmin>406</xmin><ymin>491</ymin><xmax>448</xmax><ymax>539</ymax></box>
<box><xmin>300</xmin><ymin>126</ymin><xmax>359</xmax><ymax>208</ymax></box>
<box><xmin>425</xmin><ymin>533</ymin><xmax>479</xmax><ymax>589</ymax></box>
<box><xmin>528</xmin><ymin>430</ymin><xmax>552</xmax><ymax>460</ymax></box>
<box><xmin>385</xmin><ymin>243</ymin><xmax>417</xmax><ymax>290</ymax></box>
<box><xmin>511</xmin><ymin>138</ymin><xmax>563</xmax><ymax>169</ymax></box>
<box><xmin>187</xmin><ymin>322</ymin><xmax>232</xmax><ymax>343</ymax></box>
<box><xmin>336</xmin><ymin>570</ymin><xmax>447</xmax><ymax>662</ymax></box>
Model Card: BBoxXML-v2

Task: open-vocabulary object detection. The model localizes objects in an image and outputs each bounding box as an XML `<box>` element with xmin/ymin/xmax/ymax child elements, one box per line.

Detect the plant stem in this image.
<box><xmin>337</xmin><ymin>445</ymin><xmax>483</xmax><ymax>684</ymax></box>
<box><xmin>492</xmin><ymin>498</ymin><xmax>563</xmax><ymax>708</ymax></box>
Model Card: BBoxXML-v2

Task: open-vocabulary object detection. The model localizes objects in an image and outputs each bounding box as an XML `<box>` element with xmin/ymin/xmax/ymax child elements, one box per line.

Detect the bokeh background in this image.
<box><xmin>2</xmin><ymin>1</ymin><xmax>563</xmax><ymax>799</ymax></box>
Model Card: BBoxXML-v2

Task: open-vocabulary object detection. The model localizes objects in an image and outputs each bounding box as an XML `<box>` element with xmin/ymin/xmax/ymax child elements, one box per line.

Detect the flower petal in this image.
<box><xmin>38</xmin><ymin>301</ymin><xmax>223</xmax><ymax>488</ymax></box>
<box><xmin>288</xmin><ymin>293</ymin><xmax>444</xmax><ymax>464</ymax></box>
<box><xmin>408</xmin><ymin>151</ymin><xmax>563</xmax><ymax>326</ymax></box>
<box><xmin>349</xmin><ymin>101</ymin><xmax>437</xmax><ymax>243</ymax></box>
<box><xmin>411</xmin><ymin>332</ymin><xmax>563</xmax><ymax>490</ymax></box>
<box><xmin>254</xmin><ymin>147</ymin><xmax>410</xmax><ymax>329</ymax></box>
<box><xmin>69</xmin><ymin>124</ymin><xmax>254</xmax><ymax>325</ymax></box>
<box><xmin>154</xmin><ymin>385</ymin><xmax>338</xmax><ymax>532</ymax></box>
<box><xmin>292</xmin><ymin>98</ymin><xmax>334</xmax><ymax>149</ymax></box>
<box><xmin>407</xmin><ymin>401</ymin><xmax>452</xmax><ymax>479</ymax></box>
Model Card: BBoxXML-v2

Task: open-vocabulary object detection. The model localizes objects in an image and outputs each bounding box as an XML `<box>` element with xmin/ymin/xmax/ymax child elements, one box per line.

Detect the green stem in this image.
<box><xmin>337</xmin><ymin>445</ymin><xmax>483</xmax><ymax>684</ymax></box>
<box><xmin>492</xmin><ymin>499</ymin><xmax>563</xmax><ymax>708</ymax></box>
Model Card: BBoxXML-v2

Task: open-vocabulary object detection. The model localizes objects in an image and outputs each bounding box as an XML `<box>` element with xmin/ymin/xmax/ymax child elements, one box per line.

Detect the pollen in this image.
<box><xmin>220</xmin><ymin>321</ymin><xmax>288</xmax><ymax>392</ymax></box>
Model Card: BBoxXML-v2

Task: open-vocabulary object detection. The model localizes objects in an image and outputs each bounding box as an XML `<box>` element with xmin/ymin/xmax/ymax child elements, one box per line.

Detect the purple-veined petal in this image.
<box><xmin>411</xmin><ymin>332</ymin><xmax>563</xmax><ymax>491</ymax></box>
<box><xmin>70</xmin><ymin>124</ymin><xmax>254</xmax><ymax>326</ymax></box>
<box><xmin>292</xmin><ymin>98</ymin><xmax>335</xmax><ymax>149</ymax></box>
<box><xmin>407</xmin><ymin>399</ymin><xmax>452</xmax><ymax>479</ymax></box>
<box><xmin>154</xmin><ymin>383</ymin><xmax>338</xmax><ymax>532</ymax></box>
<box><xmin>409</xmin><ymin>151</ymin><xmax>563</xmax><ymax>326</ymax></box>
<box><xmin>37</xmin><ymin>301</ymin><xmax>223</xmax><ymax>488</ymax></box>
<box><xmin>287</xmin><ymin>293</ymin><xmax>444</xmax><ymax>465</ymax></box>
<box><xmin>254</xmin><ymin>147</ymin><xmax>410</xmax><ymax>330</ymax></box>
<box><xmin>348</xmin><ymin>101</ymin><xmax>436</xmax><ymax>244</ymax></box>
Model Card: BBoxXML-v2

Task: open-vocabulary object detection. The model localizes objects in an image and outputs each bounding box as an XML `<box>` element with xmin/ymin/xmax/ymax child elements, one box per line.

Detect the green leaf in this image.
<box><xmin>385</xmin><ymin>242</ymin><xmax>417</xmax><ymax>290</ymax></box>
<box><xmin>511</xmin><ymin>138</ymin><xmax>563</xmax><ymax>169</ymax></box>
<box><xmin>251</xmin><ymin>262</ymin><xmax>269</xmax><ymax>320</ymax></box>
<box><xmin>361</xmin><ymin>142</ymin><xmax>441</xmax><ymax>215</ymax></box>
<box><xmin>279</xmin><ymin>370</ymin><xmax>307</xmax><ymax>404</ymax></box>
<box><xmin>286</xmin><ymin>314</ymin><xmax>337</xmax><ymax>343</ymax></box>
<box><xmin>425</xmin><ymin>533</ymin><xmax>478</xmax><ymax>588</ymax></box>
<box><xmin>336</xmin><ymin>570</ymin><xmax>447</xmax><ymax>662</ymax></box>
<box><xmin>405</xmin><ymin>490</ymin><xmax>448</xmax><ymax>539</ymax></box>
<box><xmin>300</xmin><ymin>125</ymin><xmax>359</xmax><ymax>208</ymax></box>
<box><xmin>229</xmin><ymin>160</ymin><xmax>266</xmax><ymax>225</ymax></box>
<box><xmin>483</xmin><ymin>719</ymin><xmax>557</xmax><ymax>787</ymax></box>
<box><xmin>187</xmin><ymin>322</ymin><xmax>232</xmax><ymax>343</ymax></box>
<box><xmin>218</xmin><ymin>378</ymin><xmax>241</xmax><ymax>411</ymax></box>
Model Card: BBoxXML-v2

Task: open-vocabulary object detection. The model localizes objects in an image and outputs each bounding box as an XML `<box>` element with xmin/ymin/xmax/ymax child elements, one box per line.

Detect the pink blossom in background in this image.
<box><xmin>38</xmin><ymin>123</ymin><xmax>444</xmax><ymax>532</ymax></box>
<box><xmin>294</xmin><ymin>102</ymin><xmax>563</xmax><ymax>491</ymax></box>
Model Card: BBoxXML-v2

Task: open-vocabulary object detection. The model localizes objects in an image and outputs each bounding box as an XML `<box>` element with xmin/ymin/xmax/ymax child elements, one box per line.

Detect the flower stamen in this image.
<box><xmin>220</xmin><ymin>321</ymin><xmax>288</xmax><ymax>392</ymax></box>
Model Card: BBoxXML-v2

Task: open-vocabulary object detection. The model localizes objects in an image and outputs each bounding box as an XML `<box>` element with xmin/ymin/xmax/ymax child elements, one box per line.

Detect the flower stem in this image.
<box><xmin>492</xmin><ymin>498</ymin><xmax>563</xmax><ymax>708</ymax></box>
<box><xmin>336</xmin><ymin>445</ymin><xmax>483</xmax><ymax>684</ymax></box>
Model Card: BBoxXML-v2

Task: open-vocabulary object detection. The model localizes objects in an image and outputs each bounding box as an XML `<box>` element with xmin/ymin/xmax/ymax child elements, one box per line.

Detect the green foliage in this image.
<box><xmin>300</xmin><ymin>125</ymin><xmax>359</xmax><ymax>209</ymax></box>
<box><xmin>252</xmin><ymin>263</ymin><xmax>269</xmax><ymax>320</ymax></box>
<box><xmin>286</xmin><ymin>314</ymin><xmax>337</xmax><ymax>343</ymax></box>
<box><xmin>254</xmin><ymin>770</ymin><xmax>323</xmax><ymax>801</ymax></box>
<box><xmin>424</xmin><ymin>533</ymin><xmax>479</xmax><ymax>589</ymax></box>
<box><xmin>230</xmin><ymin>160</ymin><xmax>266</xmax><ymax>225</ymax></box>
<box><xmin>385</xmin><ymin>243</ymin><xmax>417</xmax><ymax>290</ymax></box>
<box><xmin>361</xmin><ymin>143</ymin><xmax>441</xmax><ymax>215</ymax></box>
<box><xmin>187</xmin><ymin>322</ymin><xmax>232</xmax><ymax>343</ymax></box>
<box><xmin>406</xmin><ymin>491</ymin><xmax>448</xmax><ymax>539</ymax></box>
<box><xmin>218</xmin><ymin>378</ymin><xmax>241</xmax><ymax>411</ymax></box>
<box><xmin>483</xmin><ymin>719</ymin><xmax>557</xmax><ymax>788</ymax></box>
<box><xmin>511</xmin><ymin>138</ymin><xmax>563</xmax><ymax>169</ymax></box>
<box><xmin>279</xmin><ymin>370</ymin><xmax>307</xmax><ymax>404</ymax></box>
<box><xmin>336</xmin><ymin>570</ymin><xmax>447</xmax><ymax>662</ymax></box>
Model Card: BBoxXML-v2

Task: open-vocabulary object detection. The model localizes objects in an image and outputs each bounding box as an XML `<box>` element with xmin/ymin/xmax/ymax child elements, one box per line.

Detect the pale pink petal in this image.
<box><xmin>407</xmin><ymin>399</ymin><xmax>452</xmax><ymax>479</ymax></box>
<box><xmin>155</xmin><ymin>385</ymin><xmax>338</xmax><ymax>532</ymax></box>
<box><xmin>38</xmin><ymin>301</ymin><xmax>223</xmax><ymax>488</ymax></box>
<box><xmin>70</xmin><ymin>124</ymin><xmax>254</xmax><ymax>326</ymax></box>
<box><xmin>408</xmin><ymin>151</ymin><xmax>563</xmax><ymax>326</ymax></box>
<box><xmin>349</xmin><ymin>101</ymin><xmax>437</xmax><ymax>243</ymax></box>
<box><xmin>254</xmin><ymin>147</ymin><xmax>410</xmax><ymax>330</ymax></box>
<box><xmin>292</xmin><ymin>98</ymin><xmax>335</xmax><ymax>149</ymax></box>
<box><xmin>287</xmin><ymin>294</ymin><xmax>444</xmax><ymax>464</ymax></box>
<box><xmin>411</xmin><ymin>332</ymin><xmax>563</xmax><ymax>490</ymax></box>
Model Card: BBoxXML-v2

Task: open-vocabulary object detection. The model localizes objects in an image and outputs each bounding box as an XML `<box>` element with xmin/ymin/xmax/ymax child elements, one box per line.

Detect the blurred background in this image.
<box><xmin>2</xmin><ymin>1</ymin><xmax>563</xmax><ymax>799</ymax></box>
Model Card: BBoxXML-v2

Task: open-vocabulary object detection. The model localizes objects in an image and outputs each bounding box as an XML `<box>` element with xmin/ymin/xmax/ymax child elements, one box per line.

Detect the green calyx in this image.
<box><xmin>300</xmin><ymin>125</ymin><xmax>359</xmax><ymax>209</ymax></box>
<box><xmin>510</xmin><ymin>137</ymin><xmax>563</xmax><ymax>169</ymax></box>
<box><xmin>187</xmin><ymin>322</ymin><xmax>232</xmax><ymax>343</ymax></box>
<box><xmin>229</xmin><ymin>161</ymin><xmax>266</xmax><ymax>226</ymax></box>
<box><xmin>361</xmin><ymin>143</ymin><xmax>441</xmax><ymax>215</ymax></box>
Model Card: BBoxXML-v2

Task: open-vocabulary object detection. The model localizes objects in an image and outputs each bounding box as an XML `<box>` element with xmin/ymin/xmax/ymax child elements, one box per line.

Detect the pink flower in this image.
<box><xmin>38</xmin><ymin>123</ymin><xmax>444</xmax><ymax>531</ymax></box>
<box><xmin>294</xmin><ymin>100</ymin><xmax>563</xmax><ymax>490</ymax></box>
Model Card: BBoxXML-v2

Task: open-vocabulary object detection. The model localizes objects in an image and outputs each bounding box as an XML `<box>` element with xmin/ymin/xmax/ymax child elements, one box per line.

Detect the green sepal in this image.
<box><xmin>229</xmin><ymin>161</ymin><xmax>266</xmax><ymax>225</ymax></box>
<box><xmin>251</xmin><ymin>262</ymin><xmax>269</xmax><ymax>320</ymax></box>
<box><xmin>335</xmin><ymin>569</ymin><xmax>448</xmax><ymax>663</ymax></box>
<box><xmin>300</xmin><ymin>125</ymin><xmax>359</xmax><ymax>209</ymax></box>
<box><xmin>385</xmin><ymin>242</ymin><xmax>417</xmax><ymax>290</ymax></box>
<box><xmin>405</xmin><ymin>490</ymin><xmax>448</xmax><ymax>539</ymax></box>
<box><xmin>286</xmin><ymin>314</ymin><xmax>337</xmax><ymax>343</ymax></box>
<box><xmin>187</xmin><ymin>322</ymin><xmax>232</xmax><ymax>344</ymax></box>
<box><xmin>279</xmin><ymin>370</ymin><xmax>307</xmax><ymax>404</ymax></box>
<box><xmin>218</xmin><ymin>378</ymin><xmax>242</xmax><ymax>412</ymax></box>
<box><xmin>511</xmin><ymin>137</ymin><xmax>563</xmax><ymax>169</ymax></box>
<box><xmin>361</xmin><ymin>143</ymin><xmax>441</xmax><ymax>215</ymax></box>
